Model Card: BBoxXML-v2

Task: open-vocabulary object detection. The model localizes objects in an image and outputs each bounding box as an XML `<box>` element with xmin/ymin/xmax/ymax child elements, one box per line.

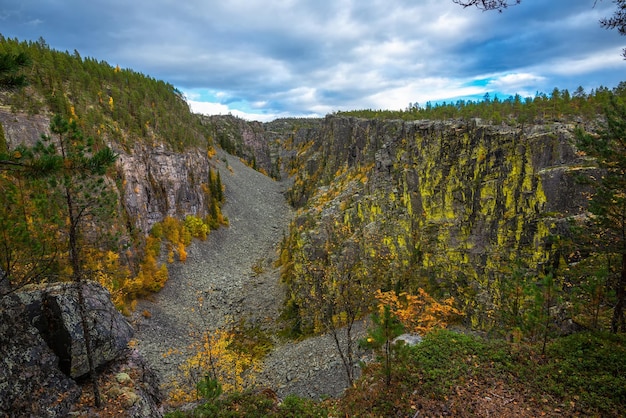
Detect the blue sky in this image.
<box><xmin>0</xmin><ymin>0</ymin><xmax>624</xmax><ymax>121</ymax></box>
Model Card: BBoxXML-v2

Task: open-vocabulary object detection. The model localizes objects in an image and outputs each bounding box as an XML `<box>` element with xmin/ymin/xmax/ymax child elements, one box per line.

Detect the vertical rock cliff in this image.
<box><xmin>276</xmin><ymin>116</ymin><xmax>596</xmax><ymax>328</ymax></box>
<box><xmin>0</xmin><ymin>109</ymin><xmax>215</xmax><ymax>237</ymax></box>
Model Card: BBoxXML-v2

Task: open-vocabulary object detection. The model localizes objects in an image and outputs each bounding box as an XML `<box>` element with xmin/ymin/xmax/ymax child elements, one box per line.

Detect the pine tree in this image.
<box><xmin>0</xmin><ymin>51</ymin><xmax>30</xmax><ymax>90</ymax></box>
<box><xmin>577</xmin><ymin>94</ymin><xmax>626</xmax><ymax>332</ymax></box>
<box><xmin>37</xmin><ymin>114</ymin><xmax>117</xmax><ymax>405</ymax></box>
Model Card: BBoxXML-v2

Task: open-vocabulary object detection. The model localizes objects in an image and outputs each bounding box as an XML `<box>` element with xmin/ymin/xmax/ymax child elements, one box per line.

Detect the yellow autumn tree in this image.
<box><xmin>375</xmin><ymin>288</ymin><xmax>461</xmax><ymax>335</ymax></box>
<box><xmin>167</xmin><ymin>327</ymin><xmax>262</xmax><ymax>403</ymax></box>
<box><xmin>83</xmin><ymin>249</ymin><xmax>130</xmax><ymax>310</ymax></box>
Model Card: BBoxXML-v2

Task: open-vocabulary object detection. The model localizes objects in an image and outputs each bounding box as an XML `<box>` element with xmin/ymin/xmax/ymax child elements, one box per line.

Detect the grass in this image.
<box><xmin>341</xmin><ymin>329</ymin><xmax>626</xmax><ymax>417</ymax></box>
<box><xmin>165</xmin><ymin>330</ymin><xmax>626</xmax><ymax>417</ymax></box>
<box><xmin>164</xmin><ymin>392</ymin><xmax>330</xmax><ymax>418</ymax></box>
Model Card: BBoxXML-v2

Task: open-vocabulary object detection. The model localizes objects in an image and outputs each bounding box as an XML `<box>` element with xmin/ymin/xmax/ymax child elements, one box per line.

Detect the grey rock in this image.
<box><xmin>393</xmin><ymin>333</ymin><xmax>423</xmax><ymax>346</ymax></box>
<box><xmin>15</xmin><ymin>281</ymin><xmax>134</xmax><ymax>379</ymax></box>
<box><xmin>108</xmin><ymin>349</ymin><xmax>164</xmax><ymax>418</ymax></box>
<box><xmin>0</xmin><ymin>293</ymin><xmax>81</xmax><ymax>417</ymax></box>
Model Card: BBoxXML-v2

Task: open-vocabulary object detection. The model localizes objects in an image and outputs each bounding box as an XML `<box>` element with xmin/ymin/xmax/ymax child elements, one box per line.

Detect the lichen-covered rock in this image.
<box><xmin>0</xmin><ymin>293</ymin><xmax>81</xmax><ymax>417</ymax></box>
<box><xmin>14</xmin><ymin>281</ymin><xmax>134</xmax><ymax>379</ymax></box>
<box><xmin>276</xmin><ymin>116</ymin><xmax>597</xmax><ymax>329</ymax></box>
<box><xmin>393</xmin><ymin>333</ymin><xmax>423</xmax><ymax>346</ymax></box>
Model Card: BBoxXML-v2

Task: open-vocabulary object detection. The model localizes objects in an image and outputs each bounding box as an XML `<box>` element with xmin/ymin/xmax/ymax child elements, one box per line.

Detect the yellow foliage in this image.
<box><xmin>69</xmin><ymin>105</ymin><xmax>77</xmax><ymax>122</ymax></box>
<box><xmin>82</xmin><ymin>249</ymin><xmax>130</xmax><ymax>310</ymax></box>
<box><xmin>162</xmin><ymin>217</ymin><xmax>180</xmax><ymax>244</ymax></box>
<box><xmin>375</xmin><ymin>288</ymin><xmax>461</xmax><ymax>335</ymax></box>
<box><xmin>167</xmin><ymin>328</ymin><xmax>261</xmax><ymax>403</ymax></box>
<box><xmin>184</xmin><ymin>215</ymin><xmax>209</xmax><ymax>240</ymax></box>
<box><xmin>177</xmin><ymin>242</ymin><xmax>187</xmax><ymax>262</ymax></box>
<box><xmin>137</xmin><ymin>253</ymin><xmax>168</xmax><ymax>294</ymax></box>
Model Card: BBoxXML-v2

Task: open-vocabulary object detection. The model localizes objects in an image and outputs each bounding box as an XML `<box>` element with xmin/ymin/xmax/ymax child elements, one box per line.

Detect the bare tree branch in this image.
<box><xmin>452</xmin><ymin>0</ymin><xmax>521</xmax><ymax>11</ymax></box>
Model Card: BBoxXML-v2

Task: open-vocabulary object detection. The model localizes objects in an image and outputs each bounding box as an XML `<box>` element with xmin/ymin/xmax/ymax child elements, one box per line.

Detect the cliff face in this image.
<box><xmin>277</xmin><ymin>116</ymin><xmax>596</xmax><ymax>328</ymax></box>
<box><xmin>116</xmin><ymin>143</ymin><xmax>212</xmax><ymax>234</ymax></box>
<box><xmin>200</xmin><ymin>114</ymin><xmax>277</xmax><ymax>177</ymax></box>
<box><xmin>0</xmin><ymin>109</ymin><xmax>214</xmax><ymax>236</ymax></box>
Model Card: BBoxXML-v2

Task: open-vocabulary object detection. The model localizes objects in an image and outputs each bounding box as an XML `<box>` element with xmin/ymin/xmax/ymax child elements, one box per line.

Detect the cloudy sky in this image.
<box><xmin>0</xmin><ymin>0</ymin><xmax>624</xmax><ymax>121</ymax></box>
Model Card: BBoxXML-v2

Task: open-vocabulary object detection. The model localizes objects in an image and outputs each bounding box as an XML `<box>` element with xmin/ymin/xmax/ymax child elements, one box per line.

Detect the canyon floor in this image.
<box><xmin>132</xmin><ymin>151</ymin><xmax>368</xmax><ymax>402</ymax></box>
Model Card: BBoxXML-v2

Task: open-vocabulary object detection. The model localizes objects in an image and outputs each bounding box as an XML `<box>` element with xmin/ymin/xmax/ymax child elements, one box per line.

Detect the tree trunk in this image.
<box><xmin>66</xmin><ymin>186</ymin><xmax>101</xmax><ymax>406</ymax></box>
<box><xmin>612</xmin><ymin>253</ymin><xmax>626</xmax><ymax>333</ymax></box>
<box><xmin>77</xmin><ymin>281</ymin><xmax>102</xmax><ymax>407</ymax></box>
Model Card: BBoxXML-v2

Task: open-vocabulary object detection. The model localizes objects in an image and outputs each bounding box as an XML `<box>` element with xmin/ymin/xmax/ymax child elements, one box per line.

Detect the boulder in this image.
<box><xmin>14</xmin><ymin>281</ymin><xmax>134</xmax><ymax>378</ymax></box>
<box><xmin>393</xmin><ymin>333</ymin><xmax>423</xmax><ymax>346</ymax></box>
<box><xmin>0</xmin><ymin>293</ymin><xmax>81</xmax><ymax>417</ymax></box>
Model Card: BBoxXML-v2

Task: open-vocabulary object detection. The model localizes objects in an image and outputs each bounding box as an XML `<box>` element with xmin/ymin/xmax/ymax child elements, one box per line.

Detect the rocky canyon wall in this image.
<box><xmin>0</xmin><ymin>109</ymin><xmax>214</xmax><ymax>236</ymax></box>
<box><xmin>278</xmin><ymin>116</ymin><xmax>596</xmax><ymax>328</ymax></box>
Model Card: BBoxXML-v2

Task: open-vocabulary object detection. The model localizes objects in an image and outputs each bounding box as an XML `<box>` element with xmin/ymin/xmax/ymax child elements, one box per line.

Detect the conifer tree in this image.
<box><xmin>577</xmin><ymin>94</ymin><xmax>626</xmax><ymax>332</ymax></box>
<box><xmin>0</xmin><ymin>51</ymin><xmax>29</xmax><ymax>90</ymax></box>
<box><xmin>36</xmin><ymin>114</ymin><xmax>117</xmax><ymax>405</ymax></box>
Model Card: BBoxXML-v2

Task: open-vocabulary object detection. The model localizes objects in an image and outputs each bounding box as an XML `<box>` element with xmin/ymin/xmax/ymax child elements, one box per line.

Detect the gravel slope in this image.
<box><xmin>132</xmin><ymin>150</ymin><xmax>368</xmax><ymax>401</ymax></box>
<box><xmin>132</xmin><ymin>151</ymin><xmax>291</xmax><ymax>381</ymax></box>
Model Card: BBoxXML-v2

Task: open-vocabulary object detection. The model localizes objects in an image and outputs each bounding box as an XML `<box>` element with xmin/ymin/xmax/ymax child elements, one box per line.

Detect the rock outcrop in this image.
<box><xmin>0</xmin><ymin>292</ymin><xmax>81</xmax><ymax>417</ymax></box>
<box><xmin>0</xmin><ymin>281</ymin><xmax>157</xmax><ymax>417</ymax></box>
<box><xmin>200</xmin><ymin>114</ymin><xmax>278</xmax><ymax>177</ymax></box>
<box><xmin>116</xmin><ymin>142</ymin><xmax>213</xmax><ymax>234</ymax></box>
<box><xmin>0</xmin><ymin>109</ymin><xmax>217</xmax><ymax>236</ymax></box>
<box><xmin>14</xmin><ymin>281</ymin><xmax>134</xmax><ymax>378</ymax></box>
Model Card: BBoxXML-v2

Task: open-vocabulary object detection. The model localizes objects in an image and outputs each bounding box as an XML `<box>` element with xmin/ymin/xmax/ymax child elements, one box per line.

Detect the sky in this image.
<box><xmin>0</xmin><ymin>0</ymin><xmax>624</xmax><ymax>122</ymax></box>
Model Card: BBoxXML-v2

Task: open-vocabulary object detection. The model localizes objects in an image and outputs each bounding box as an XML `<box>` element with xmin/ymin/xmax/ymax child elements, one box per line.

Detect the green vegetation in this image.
<box><xmin>166</xmin><ymin>330</ymin><xmax>626</xmax><ymax>417</ymax></box>
<box><xmin>0</xmin><ymin>114</ymin><xmax>118</xmax><ymax>295</ymax></box>
<box><xmin>337</xmin><ymin>84</ymin><xmax>624</xmax><ymax>125</ymax></box>
<box><xmin>165</xmin><ymin>387</ymin><xmax>330</xmax><ymax>418</ymax></box>
<box><xmin>0</xmin><ymin>37</ymin><xmax>228</xmax><ymax>312</ymax></box>
<box><xmin>576</xmin><ymin>94</ymin><xmax>626</xmax><ymax>332</ymax></box>
<box><xmin>343</xmin><ymin>330</ymin><xmax>626</xmax><ymax>417</ymax></box>
<box><xmin>0</xmin><ymin>36</ymin><xmax>208</xmax><ymax>151</ymax></box>
<box><xmin>0</xmin><ymin>51</ymin><xmax>30</xmax><ymax>90</ymax></box>
<box><xmin>2</xmin><ymin>32</ymin><xmax>626</xmax><ymax>416</ymax></box>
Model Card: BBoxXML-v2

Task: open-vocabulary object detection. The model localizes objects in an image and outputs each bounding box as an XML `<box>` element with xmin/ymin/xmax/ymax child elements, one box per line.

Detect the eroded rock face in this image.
<box><xmin>14</xmin><ymin>281</ymin><xmax>134</xmax><ymax>379</ymax></box>
<box><xmin>0</xmin><ymin>109</ymin><xmax>216</xmax><ymax>237</ymax></box>
<box><xmin>0</xmin><ymin>110</ymin><xmax>50</xmax><ymax>149</ymax></box>
<box><xmin>116</xmin><ymin>142</ymin><xmax>213</xmax><ymax>234</ymax></box>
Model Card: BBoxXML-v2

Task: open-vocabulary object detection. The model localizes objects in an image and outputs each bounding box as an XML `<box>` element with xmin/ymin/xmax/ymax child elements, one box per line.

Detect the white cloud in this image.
<box><xmin>187</xmin><ymin>99</ymin><xmax>309</xmax><ymax>123</ymax></box>
<box><xmin>367</xmin><ymin>77</ymin><xmax>489</xmax><ymax>110</ymax></box>
<box><xmin>187</xmin><ymin>100</ymin><xmax>231</xmax><ymax>116</ymax></box>
<box><xmin>3</xmin><ymin>0</ymin><xmax>624</xmax><ymax>120</ymax></box>
<box><xmin>544</xmin><ymin>47</ymin><xmax>625</xmax><ymax>76</ymax></box>
<box><xmin>487</xmin><ymin>73</ymin><xmax>547</xmax><ymax>91</ymax></box>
